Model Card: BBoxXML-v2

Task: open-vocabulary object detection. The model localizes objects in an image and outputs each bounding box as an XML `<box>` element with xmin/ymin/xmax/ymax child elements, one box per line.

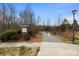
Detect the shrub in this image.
<box><xmin>28</xmin><ymin>24</ymin><xmax>39</xmax><ymax>37</ymax></box>
<box><xmin>22</xmin><ymin>33</ymin><xmax>31</xmax><ymax>41</ymax></box>
<box><xmin>0</xmin><ymin>30</ymin><xmax>21</xmax><ymax>42</ymax></box>
<box><xmin>20</xmin><ymin>46</ymin><xmax>31</xmax><ymax>56</ymax></box>
<box><xmin>20</xmin><ymin>46</ymin><xmax>26</xmax><ymax>56</ymax></box>
<box><xmin>35</xmin><ymin>47</ymin><xmax>40</xmax><ymax>56</ymax></box>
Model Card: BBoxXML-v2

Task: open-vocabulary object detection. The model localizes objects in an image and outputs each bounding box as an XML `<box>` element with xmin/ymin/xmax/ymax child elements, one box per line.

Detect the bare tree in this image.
<box><xmin>20</xmin><ymin>4</ymin><xmax>36</xmax><ymax>25</ymax></box>
<box><xmin>0</xmin><ymin>3</ymin><xmax>19</xmax><ymax>30</ymax></box>
<box><xmin>19</xmin><ymin>4</ymin><xmax>39</xmax><ymax>36</ymax></box>
<box><xmin>47</xmin><ymin>19</ymin><xmax>50</xmax><ymax>31</ymax></box>
<box><xmin>1</xmin><ymin>3</ymin><xmax>7</xmax><ymax>31</ymax></box>
<box><xmin>8</xmin><ymin>4</ymin><xmax>16</xmax><ymax>29</ymax></box>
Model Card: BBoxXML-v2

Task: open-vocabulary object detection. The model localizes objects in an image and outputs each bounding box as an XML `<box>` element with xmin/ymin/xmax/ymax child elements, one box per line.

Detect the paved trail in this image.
<box><xmin>38</xmin><ymin>32</ymin><xmax>79</xmax><ymax>56</ymax></box>
<box><xmin>42</xmin><ymin>32</ymin><xmax>62</xmax><ymax>42</ymax></box>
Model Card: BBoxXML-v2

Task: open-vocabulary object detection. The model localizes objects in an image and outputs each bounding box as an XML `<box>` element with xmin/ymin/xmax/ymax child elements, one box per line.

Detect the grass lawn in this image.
<box><xmin>0</xmin><ymin>46</ymin><xmax>40</xmax><ymax>56</ymax></box>
<box><xmin>75</xmin><ymin>31</ymin><xmax>79</xmax><ymax>39</ymax></box>
<box><xmin>56</xmin><ymin>31</ymin><xmax>79</xmax><ymax>44</ymax></box>
<box><xmin>57</xmin><ymin>35</ymin><xmax>73</xmax><ymax>44</ymax></box>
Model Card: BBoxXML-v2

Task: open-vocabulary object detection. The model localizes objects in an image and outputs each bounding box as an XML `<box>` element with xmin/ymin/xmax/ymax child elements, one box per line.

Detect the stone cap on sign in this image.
<box><xmin>20</xmin><ymin>24</ymin><xmax>28</xmax><ymax>28</ymax></box>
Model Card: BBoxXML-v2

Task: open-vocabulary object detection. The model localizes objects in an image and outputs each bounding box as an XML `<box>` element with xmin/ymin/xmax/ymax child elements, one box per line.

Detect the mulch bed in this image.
<box><xmin>28</xmin><ymin>34</ymin><xmax>42</xmax><ymax>43</ymax></box>
<box><xmin>0</xmin><ymin>46</ymin><xmax>40</xmax><ymax>56</ymax></box>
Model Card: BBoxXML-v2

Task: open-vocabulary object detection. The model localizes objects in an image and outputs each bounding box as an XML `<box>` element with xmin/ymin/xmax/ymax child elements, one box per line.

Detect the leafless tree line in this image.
<box><xmin>0</xmin><ymin>4</ymin><xmax>17</xmax><ymax>31</ymax></box>
<box><xmin>0</xmin><ymin>3</ymin><xmax>39</xmax><ymax>32</ymax></box>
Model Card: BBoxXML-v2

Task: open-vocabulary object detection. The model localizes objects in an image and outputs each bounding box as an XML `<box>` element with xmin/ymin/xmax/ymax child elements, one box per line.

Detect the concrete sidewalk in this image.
<box><xmin>0</xmin><ymin>42</ymin><xmax>79</xmax><ymax>56</ymax></box>
<box><xmin>0</xmin><ymin>42</ymin><xmax>41</xmax><ymax>47</ymax></box>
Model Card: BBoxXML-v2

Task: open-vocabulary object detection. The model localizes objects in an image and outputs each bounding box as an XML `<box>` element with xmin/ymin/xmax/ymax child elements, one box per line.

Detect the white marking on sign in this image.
<box><xmin>22</xmin><ymin>28</ymin><xmax>27</xmax><ymax>32</ymax></box>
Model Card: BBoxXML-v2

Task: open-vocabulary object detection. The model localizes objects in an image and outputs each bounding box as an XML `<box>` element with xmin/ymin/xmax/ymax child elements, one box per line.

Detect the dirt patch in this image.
<box><xmin>59</xmin><ymin>31</ymin><xmax>73</xmax><ymax>39</ymax></box>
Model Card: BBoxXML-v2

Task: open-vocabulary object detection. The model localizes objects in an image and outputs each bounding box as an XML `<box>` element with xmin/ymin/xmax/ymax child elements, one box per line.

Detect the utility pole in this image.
<box><xmin>72</xmin><ymin>10</ymin><xmax>77</xmax><ymax>44</ymax></box>
<box><xmin>58</xmin><ymin>14</ymin><xmax>61</xmax><ymax>34</ymax></box>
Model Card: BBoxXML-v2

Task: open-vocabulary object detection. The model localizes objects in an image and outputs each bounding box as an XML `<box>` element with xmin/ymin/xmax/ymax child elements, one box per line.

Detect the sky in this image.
<box><xmin>0</xmin><ymin>3</ymin><xmax>79</xmax><ymax>26</ymax></box>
